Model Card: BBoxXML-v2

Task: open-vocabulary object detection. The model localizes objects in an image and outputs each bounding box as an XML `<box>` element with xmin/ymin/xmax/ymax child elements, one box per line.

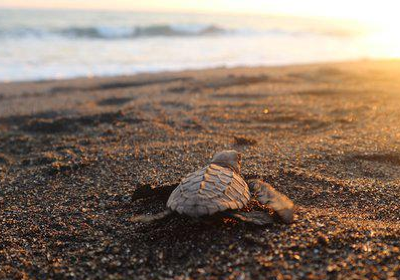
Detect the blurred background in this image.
<box><xmin>0</xmin><ymin>0</ymin><xmax>399</xmax><ymax>82</ymax></box>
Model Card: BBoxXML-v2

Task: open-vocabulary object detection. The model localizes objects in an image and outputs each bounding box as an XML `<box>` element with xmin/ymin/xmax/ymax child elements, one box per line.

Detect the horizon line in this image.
<box><xmin>0</xmin><ymin>5</ymin><xmax>362</xmax><ymax>24</ymax></box>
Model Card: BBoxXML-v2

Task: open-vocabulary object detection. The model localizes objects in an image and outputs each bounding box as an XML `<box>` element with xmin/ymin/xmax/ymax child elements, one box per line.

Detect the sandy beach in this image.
<box><xmin>0</xmin><ymin>60</ymin><xmax>399</xmax><ymax>279</ymax></box>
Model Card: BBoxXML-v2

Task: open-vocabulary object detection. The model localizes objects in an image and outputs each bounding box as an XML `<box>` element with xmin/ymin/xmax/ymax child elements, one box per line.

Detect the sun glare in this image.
<box><xmin>363</xmin><ymin>15</ymin><xmax>400</xmax><ymax>58</ymax></box>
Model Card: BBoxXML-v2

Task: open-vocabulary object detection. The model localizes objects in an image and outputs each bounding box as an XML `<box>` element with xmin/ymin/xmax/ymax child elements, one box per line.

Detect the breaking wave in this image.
<box><xmin>0</xmin><ymin>24</ymin><xmax>357</xmax><ymax>39</ymax></box>
<box><xmin>0</xmin><ymin>24</ymin><xmax>230</xmax><ymax>39</ymax></box>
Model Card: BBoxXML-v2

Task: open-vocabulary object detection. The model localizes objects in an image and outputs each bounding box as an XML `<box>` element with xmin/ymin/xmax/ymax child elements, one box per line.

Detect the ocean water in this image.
<box><xmin>0</xmin><ymin>9</ymin><xmax>396</xmax><ymax>82</ymax></box>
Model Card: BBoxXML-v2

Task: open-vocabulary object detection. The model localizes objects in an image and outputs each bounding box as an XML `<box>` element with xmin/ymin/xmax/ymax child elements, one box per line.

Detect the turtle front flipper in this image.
<box><xmin>130</xmin><ymin>209</ymin><xmax>172</xmax><ymax>223</ymax></box>
<box><xmin>249</xmin><ymin>180</ymin><xmax>294</xmax><ymax>224</ymax></box>
<box><xmin>228</xmin><ymin>211</ymin><xmax>274</xmax><ymax>225</ymax></box>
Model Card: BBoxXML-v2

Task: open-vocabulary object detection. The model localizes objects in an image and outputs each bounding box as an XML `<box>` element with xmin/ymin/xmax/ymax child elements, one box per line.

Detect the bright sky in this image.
<box><xmin>0</xmin><ymin>0</ymin><xmax>398</xmax><ymax>23</ymax></box>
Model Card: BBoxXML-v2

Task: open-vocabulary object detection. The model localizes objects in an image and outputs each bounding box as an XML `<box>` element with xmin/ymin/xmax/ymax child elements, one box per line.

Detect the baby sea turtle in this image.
<box><xmin>132</xmin><ymin>150</ymin><xmax>294</xmax><ymax>225</ymax></box>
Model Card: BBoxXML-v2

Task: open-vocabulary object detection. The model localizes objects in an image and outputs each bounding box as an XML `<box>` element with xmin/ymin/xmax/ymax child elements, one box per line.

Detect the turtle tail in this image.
<box><xmin>130</xmin><ymin>209</ymin><xmax>172</xmax><ymax>223</ymax></box>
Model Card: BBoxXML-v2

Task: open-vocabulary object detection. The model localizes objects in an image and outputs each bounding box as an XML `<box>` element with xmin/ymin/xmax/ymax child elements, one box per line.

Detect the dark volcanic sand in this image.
<box><xmin>0</xmin><ymin>61</ymin><xmax>399</xmax><ymax>279</ymax></box>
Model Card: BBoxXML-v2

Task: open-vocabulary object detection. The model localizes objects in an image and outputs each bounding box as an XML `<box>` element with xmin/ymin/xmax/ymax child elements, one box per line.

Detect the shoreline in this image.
<box><xmin>1</xmin><ymin>58</ymin><xmax>399</xmax><ymax>85</ymax></box>
<box><xmin>1</xmin><ymin>60</ymin><xmax>399</xmax><ymax>279</ymax></box>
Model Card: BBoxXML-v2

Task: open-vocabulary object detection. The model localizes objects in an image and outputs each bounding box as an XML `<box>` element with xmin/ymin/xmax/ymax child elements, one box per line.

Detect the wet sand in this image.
<box><xmin>0</xmin><ymin>60</ymin><xmax>399</xmax><ymax>279</ymax></box>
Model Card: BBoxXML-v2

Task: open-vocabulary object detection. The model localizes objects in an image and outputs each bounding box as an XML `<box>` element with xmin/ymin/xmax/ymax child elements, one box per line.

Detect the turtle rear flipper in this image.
<box><xmin>249</xmin><ymin>180</ymin><xmax>294</xmax><ymax>224</ymax></box>
<box><xmin>228</xmin><ymin>211</ymin><xmax>274</xmax><ymax>225</ymax></box>
<box><xmin>130</xmin><ymin>209</ymin><xmax>172</xmax><ymax>223</ymax></box>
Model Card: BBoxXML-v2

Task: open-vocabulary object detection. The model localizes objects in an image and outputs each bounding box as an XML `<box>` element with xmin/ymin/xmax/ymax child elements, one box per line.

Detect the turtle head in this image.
<box><xmin>211</xmin><ymin>150</ymin><xmax>242</xmax><ymax>173</ymax></box>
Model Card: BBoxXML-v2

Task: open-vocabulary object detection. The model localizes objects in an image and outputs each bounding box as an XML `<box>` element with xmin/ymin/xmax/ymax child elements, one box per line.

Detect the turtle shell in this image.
<box><xmin>166</xmin><ymin>163</ymin><xmax>251</xmax><ymax>217</ymax></box>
